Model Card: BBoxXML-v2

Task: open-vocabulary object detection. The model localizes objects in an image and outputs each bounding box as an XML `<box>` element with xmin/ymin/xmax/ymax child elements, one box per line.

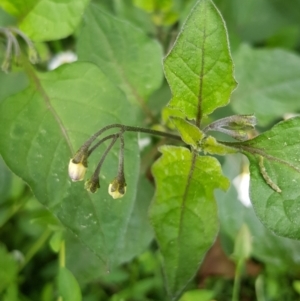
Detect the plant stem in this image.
<box><xmin>91</xmin><ymin>133</ymin><xmax>120</xmax><ymax>181</ymax></box>
<box><xmin>117</xmin><ymin>133</ymin><xmax>125</xmax><ymax>179</ymax></box>
<box><xmin>19</xmin><ymin>228</ymin><xmax>52</xmax><ymax>271</ymax></box>
<box><xmin>232</xmin><ymin>259</ymin><xmax>244</xmax><ymax>301</ymax></box>
<box><xmin>59</xmin><ymin>240</ymin><xmax>66</xmax><ymax>268</ymax></box>
<box><xmin>81</xmin><ymin>124</ymin><xmax>182</xmax><ymax>152</ymax></box>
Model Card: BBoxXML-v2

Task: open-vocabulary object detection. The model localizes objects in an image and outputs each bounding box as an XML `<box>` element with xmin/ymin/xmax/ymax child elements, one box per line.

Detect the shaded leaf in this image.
<box><xmin>149</xmin><ymin>145</ymin><xmax>229</xmax><ymax>299</ymax></box>
<box><xmin>77</xmin><ymin>4</ymin><xmax>163</xmax><ymax>108</ymax></box>
<box><xmin>0</xmin><ymin>62</ymin><xmax>142</xmax><ymax>271</ymax></box>
<box><xmin>57</xmin><ymin>267</ymin><xmax>82</xmax><ymax>301</ymax></box>
<box><xmin>164</xmin><ymin>0</ymin><xmax>236</xmax><ymax>124</ymax></box>
<box><xmin>213</xmin><ymin>0</ymin><xmax>288</xmax><ymax>44</ymax></box>
<box><xmin>217</xmin><ymin>154</ymin><xmax>300</xmax><ymax>271</ymax></box>
<box><xmin>233</xmin><ymin>117</ymin><xmax>300</xmax><ymax>239</ymax></box>
<box><xmin>0</xmin><ymin>245</ymin><xmax>18</xmax><ymax>293</ymax></box>
<box><xmin>231</xmin><ymin>45</ymin><xmax>300</xmax><ymax>126</ymax></box>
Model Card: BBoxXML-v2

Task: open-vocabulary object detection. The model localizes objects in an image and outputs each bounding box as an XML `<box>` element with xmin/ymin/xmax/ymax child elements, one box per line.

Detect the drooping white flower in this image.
<box><xmin>68</xmin><ymin>159</ymin><xmax>87</xmax><ymax>182</ymax></box>
<box><xmin>108</xmin><ymin>177</ymin><xmax>127</xmax><ymax>199</ymax></box>
<box><xmin>233</xmin><ymin>172</ymin><xmax>251</xmax><ymax>207</ymax></box>
<box><xmin>48</xmin><ymin>51</ymin><xmax>77</xmax><ymax>70</ymax></box>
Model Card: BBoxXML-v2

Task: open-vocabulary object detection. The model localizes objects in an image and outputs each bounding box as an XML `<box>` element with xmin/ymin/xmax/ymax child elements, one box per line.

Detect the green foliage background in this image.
<box><xmin>1</xmin><ymin>0</ymin><xmax>300</xmax><ymax>300</ymax></box>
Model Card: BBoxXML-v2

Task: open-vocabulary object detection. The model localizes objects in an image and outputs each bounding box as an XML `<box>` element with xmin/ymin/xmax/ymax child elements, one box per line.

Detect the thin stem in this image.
<box><xmin>59</xmin><ymin>240</ymin><xmax>66</xmax><ymax>268</ymax></box>
<box><xmin>117</xmin><ymin>133</ymin><xmax>125</xmax><ymax>179</ymax></box>
<box><xmin>19</xmin><ymin>228</ymin><xmax>52</xmax><ymax>271</ymax></box>
<box><xmin>81</xmin><ymin>124</ymin><xmax>182</xmax><ymax>152</ymax></box>
<box><xmin>7</xmin><ymin>30</ymin><xmax>21</xmax><ymax>58</ymax></box>
<box><xmin>88</xmin><ymin>134</ymin><xmax>118</xmax><ymax>156</ymax></box>
<box><xmin>91</xmin><ymin>133</ymin><xmax>120</xmax><ymax>180</ymax></box>
<box><xmin>10</xmin><ymin>27</ymin><xmax>34</xmax><ymax>49</ymax></box>
<box><xmin>232</xmin><ymin>260</ymin><xmax>244</xmax><ymax>301</ymax></box>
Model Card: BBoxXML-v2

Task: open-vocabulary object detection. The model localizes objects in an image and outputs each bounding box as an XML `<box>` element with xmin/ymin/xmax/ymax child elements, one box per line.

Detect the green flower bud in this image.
<box><xmin>108</xmin><ymin>177</ymin><xmax>127</xmax><ymax>199</ymax></box>
<box><xmin>85</xmin><ymin>178</ymin><xmax>100</xmax><ymax>193</ymax></box>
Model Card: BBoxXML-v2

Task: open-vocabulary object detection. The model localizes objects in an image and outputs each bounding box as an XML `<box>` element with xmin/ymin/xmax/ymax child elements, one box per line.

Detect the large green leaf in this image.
<box><xmin>0</xmin><ymin>70</ymin><xmax>28</xmax><ymax>103</ymax></box>
<box><xmin>228</xmin><ymin>117</ymin><xmax>300</xmax><ymax>239</ymax></box>
<box><xmin>149</xmin><ymin>146</ymin><xmax>229</xmax><ymax>299</ymax></box>
<box><xmin>217</xmin><ymin>155</ymin><xmax>300</xmax><ymax>271</ymax></box>
<box><xmin>67</xmin><ymin>176</ymin><xmax>154</xmax><ymax>285</ymax></box>
<box><xmin>164</xmin><ymin>0</ymin><xmax>236</xmax><ymax>125</ymax></box>
<box><xmin>77</xmin><ymin>4</ymin><xmax>163</xmax><ymax>109</ymax></box>
<box><xmin>0</xmin><ymin>62</ymin><xmax>144</xmax><ymax>270</ymax></box>
<box><xmin>231</xmin><ymin>45</ymin><xmax>300</xmax><ymax>126</ymax></box>
<box><xmin>213</xmin><ymin>0</ymin><xmax>288</xmax><ymax>44</ymax></box>
<box><xmin>0</xmin><ymin>0</ymin><xmax>89</xmax><ymax>41</ymax></box>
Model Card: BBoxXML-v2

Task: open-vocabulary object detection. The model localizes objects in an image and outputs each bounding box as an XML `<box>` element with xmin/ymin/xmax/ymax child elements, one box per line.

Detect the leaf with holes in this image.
<box><xmin>164</xmin><ymin>0</ymin><xmax>236</xmax><ymax>125</ymax></box>
<box><xmin>232</xmin><ymin>117</ymin><xmax>300</xmax><ymax>239</ymax></box>
<box><xmin>0</xmin><ymin>62</ymin><xmax>150</xmax><ymax>271</ymax></box>
<box><xmin>149</xmin><ymin>146</ymin><xmax>229</xmax><ymax>299</ymax></box>
<box><xmin>77</xmin><ymin>3</ymin><xmax>163</xmax><ymax>109</ymax></box>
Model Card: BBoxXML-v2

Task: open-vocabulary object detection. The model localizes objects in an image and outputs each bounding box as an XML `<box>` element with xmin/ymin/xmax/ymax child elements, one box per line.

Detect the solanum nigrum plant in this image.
<box><xmin>1</xmin><ymin>0</ymin><xmax>300</xmax><ymax>300</ymax></box>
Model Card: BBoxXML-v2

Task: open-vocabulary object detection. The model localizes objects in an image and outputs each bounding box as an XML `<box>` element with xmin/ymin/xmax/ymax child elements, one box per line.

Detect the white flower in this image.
<box><xmin>68</xmin><ymin>159</ymin><xmax>87</xmax><ymax>182</ymax></box>
<box><xmin>108</xmin><ymin>178</ymin><xmax>127</xmax><ymax>199</ymax></box>
<box><xmin>48</xmin><ymin>51</ymin><xmax>77</xmax><ymax>70</ymax></box>
<box><xmin>233</xmin><ymin>172</ymin><xmax>251</xmax><ymax>207</ymax></box>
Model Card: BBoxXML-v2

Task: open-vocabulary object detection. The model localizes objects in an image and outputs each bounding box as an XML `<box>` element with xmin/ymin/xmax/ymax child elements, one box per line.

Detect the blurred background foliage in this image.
<box><xmin>1</xmin><ymin>0</ymin><xmax>300</xmax><ymax>300</ymax></box>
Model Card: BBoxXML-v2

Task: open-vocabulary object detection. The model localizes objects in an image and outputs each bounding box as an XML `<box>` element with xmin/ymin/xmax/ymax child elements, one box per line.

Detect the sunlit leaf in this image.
<box><xmin>0</xmin><ymin>0</ymin><xmax>89</xmax><ymax>41</ymax></box>
<box><xmin>149</xmin><ymin>146</ymin><xmax>229</xmax><ymax>299</ymax></box>
<box><xmin>164</xmin><ymin>0</ymin><xmax>236</xmax><ymax>124</ymax></box>
<box><xmin>171</xmin><ymin>117</ymin><xmax>204</xmax><ymax>148</ymax></box>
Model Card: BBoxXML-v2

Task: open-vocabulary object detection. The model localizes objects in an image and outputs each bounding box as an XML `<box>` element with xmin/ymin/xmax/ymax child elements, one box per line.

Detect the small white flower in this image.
<box><xmin>48</xmin><ymin>51</ymin><xmax>77</xmax><ymax>70</ymax></box>
<box><xmin>68</xmin><ymin>159</ymin><xmax>87</xmax><ymax>182</ymax></box>
<box><xmin>108</xmin><ymin>178</ymin><xmax>127</xmax><ymax>199</ymax></box>
<box><xmin>233</xmin><ymin>172</ymin><xmax>251</xmax><ymax>207</ymax></box>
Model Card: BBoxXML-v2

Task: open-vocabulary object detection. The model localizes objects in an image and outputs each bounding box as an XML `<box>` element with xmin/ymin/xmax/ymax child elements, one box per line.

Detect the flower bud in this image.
<box><xmin>108</xmin><ymin>177</ymin><xmax>127</xmax><ymax>199</ymax></box>
<box><xmin>68</xmin><ymin>159</ymin><xmax>87</xmax><ymax>182</ymax></box>
<box><xmin>85</xmin><ymin>178</ymin><xmax>100</xmax><ymax>193</ymax></box>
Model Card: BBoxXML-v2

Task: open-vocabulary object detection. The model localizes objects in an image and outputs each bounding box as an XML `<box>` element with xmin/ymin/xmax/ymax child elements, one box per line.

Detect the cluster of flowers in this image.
<box><xmin>68</xmin><ymin>127</ymin><xmax>127</xmax><ymax>199</ymax></box>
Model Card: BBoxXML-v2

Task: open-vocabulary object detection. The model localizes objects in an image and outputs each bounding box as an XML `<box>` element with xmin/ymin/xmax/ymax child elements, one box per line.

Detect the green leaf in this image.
<box><xmin>171</xmin><ymin>117</ymin><xmax>204</xmax><ymax>148</ymax></box>
<box><xmin>213</xmin><ymin>0</ymin><xmax>288</xmax><ymax>44</ymax></box>
<box><xmin>77</xmin><ymin>4</ymin><xmax>163</xmax><ymax>108</ymax></box>
<box><xmin>149</xmin><ymin>146</ymin><xmax>229</xmax><ymax>299</ymax></box>
<box><xmin>0</xmin><ymin>62</ymin><xmax>142</xmax><ymax>271</ymax></box>
<box><xmin>0</xmin><ymin>0</ymin><xmax>37</xmax><ymax>17</ymax></box>
<box><xmin>57</xmin><ymin>267</ymin><xmax>82</xmax><ymax>301</ymax></box>
<box><xmin>179</xmin><ymin>289</ymin><xmax>215</xmax><ymax>301</ymax></box>
<box><xmin>0</xmin><ymin>245</ymin><xmax>18</xmax><ymax>293</ymax></box>
<box><xmin>235</xmin><ymin>117</ymin><xmax>300</xmax><ymax>239</ymax></box>
<box><xmin>2</xmin><ymin>0</ymin><xmax>90</xmax><ymax>41</ymax></box>
<box><xmin>217</xmin><ymin>155</ymin><xmax>300</xmax><ymax>271</ymax></box>
<box><xmin>231</xmin><ymin>45</ymin><xmax>300</xmax><ymax>126</ymax></box>
<box><xmin>164</xmin><ymin>0</ymin><xmax>236</xmax><ymax>124</ymax></box>
<box><xmin>0</xmin><ymin>71</ymin><xmax>28</xmax><ymax>103</ymax></box>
